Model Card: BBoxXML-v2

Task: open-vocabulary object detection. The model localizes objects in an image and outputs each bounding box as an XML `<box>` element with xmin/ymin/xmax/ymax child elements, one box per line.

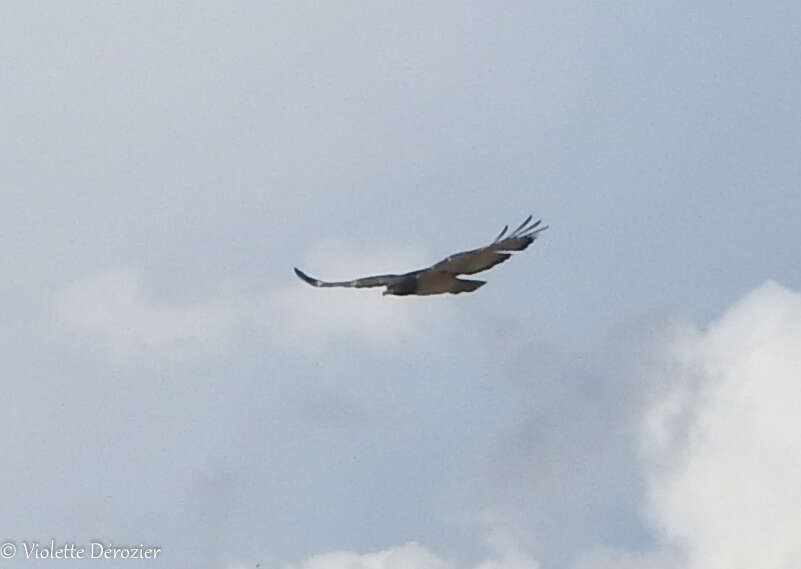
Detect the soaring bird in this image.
<box><xmin>294</xmin><ymin>214</ymin><xmax>548</xmax><ymax>296</ymax></box>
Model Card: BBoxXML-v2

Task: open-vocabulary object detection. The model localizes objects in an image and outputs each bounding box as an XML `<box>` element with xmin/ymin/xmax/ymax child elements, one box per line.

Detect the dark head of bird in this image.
<box><xmin>382</xmin><ymin>279</ymin><xmax>417</xmax><ymax>296</ymax></box>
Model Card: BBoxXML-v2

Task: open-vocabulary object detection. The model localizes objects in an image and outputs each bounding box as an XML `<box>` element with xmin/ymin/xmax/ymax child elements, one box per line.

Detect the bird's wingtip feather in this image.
<box><xmin>294</xmin><ymin>267</ymin><xmax>317</xmax><ymax>286</ymax></box>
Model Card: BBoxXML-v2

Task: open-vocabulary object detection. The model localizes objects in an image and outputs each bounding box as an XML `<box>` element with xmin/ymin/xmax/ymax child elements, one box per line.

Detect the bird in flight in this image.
<box><xmin>294</xmin><ymin>214</ymin><xmax>548</xmax><ymax>296</ymax></box>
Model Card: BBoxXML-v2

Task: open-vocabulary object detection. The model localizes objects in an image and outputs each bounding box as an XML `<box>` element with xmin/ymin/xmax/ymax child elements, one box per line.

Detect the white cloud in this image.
<box><xmin>50</xmin><ymin>239</ymin><xmax>452</xmax><ymax>357</ymax></box>
<box><xmin>277</xmin><ymin>541</ymin><xmax>539</xmax><ymax>569</ymax></box>
<box><xmin>265</xmin><ymin>282</ymin><xmax>418</xmax><ymax>353</ymax></box>
<box><xmin>570</xmin><ymin>547</ymin><xmax>676</xmax><ymax>569</ymax></box>
<box><xmin>641</xmin><ymin>281</ymin><xmax>801</xmax><ymax>569</ymax></box>
<box><xmin>51</xmin><ymin>266</ymin><xmax>243</xmax><ymax>357</ymax></box>
<box><xmin>281</xmin><ymin>542</ymin><xmax>449</xmax><ymax>569</ymax></box>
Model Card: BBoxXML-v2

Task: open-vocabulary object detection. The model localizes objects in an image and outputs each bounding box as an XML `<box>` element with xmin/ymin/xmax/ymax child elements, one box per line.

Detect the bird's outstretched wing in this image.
<box><xmin>429</xmin><ymin>214</ymin><xmax>548</xmax><ymax>276</ymax></box>
<box><xmin>293</xmin><ymin>268</ymin><xmax>405</xmax><ymax>289</ymax></box>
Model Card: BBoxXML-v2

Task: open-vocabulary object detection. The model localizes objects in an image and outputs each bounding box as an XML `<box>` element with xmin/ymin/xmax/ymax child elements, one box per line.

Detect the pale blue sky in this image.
<box><xmin>2</xmin><ymin>3</ymin><xmax>800</xmax><ymax>569</ymax></box>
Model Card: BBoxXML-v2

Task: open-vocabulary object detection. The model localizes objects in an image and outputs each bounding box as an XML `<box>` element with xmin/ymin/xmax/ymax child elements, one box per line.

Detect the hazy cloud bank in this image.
<box><xmin>273</xmin><ymin>281</ymin><xmax>801</xmax><ymax>569</ymax></box>
<box><xmin>49</xmin><ymin>239</ymin><xmax>447</xmax><ymax>358</ymax></box>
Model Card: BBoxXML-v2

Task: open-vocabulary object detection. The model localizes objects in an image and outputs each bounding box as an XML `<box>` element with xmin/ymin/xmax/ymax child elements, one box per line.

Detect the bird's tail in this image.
<box><xmin>450</xmin><ymin>279</ymin><xmax>486</xmax><ymax>294</ymax></box>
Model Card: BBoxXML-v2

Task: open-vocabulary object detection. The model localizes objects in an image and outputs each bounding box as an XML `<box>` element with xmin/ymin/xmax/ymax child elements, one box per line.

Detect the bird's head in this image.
<box><xmin>383</xmin><ymin>281</ymin><xmax>415</xmax><ymax>296</ymax></box>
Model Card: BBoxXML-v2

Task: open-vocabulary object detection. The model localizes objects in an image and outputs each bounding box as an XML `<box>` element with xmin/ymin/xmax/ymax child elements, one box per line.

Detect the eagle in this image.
<box><xmin>294</xmin><ymin>214</ymin><xmax>548</xmax><ymax>296</ymax></box>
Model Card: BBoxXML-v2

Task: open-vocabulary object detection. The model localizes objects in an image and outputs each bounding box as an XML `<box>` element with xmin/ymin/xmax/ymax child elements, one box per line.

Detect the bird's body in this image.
<box><xmin>294</xmin><ymin>214</ymin><xmax>547</xmax><ymax>296</ymax></box>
